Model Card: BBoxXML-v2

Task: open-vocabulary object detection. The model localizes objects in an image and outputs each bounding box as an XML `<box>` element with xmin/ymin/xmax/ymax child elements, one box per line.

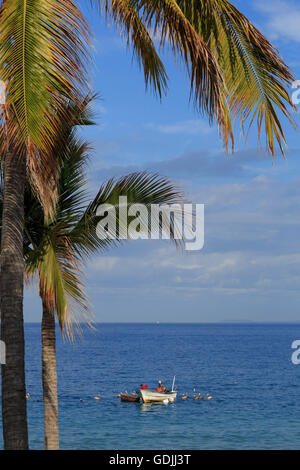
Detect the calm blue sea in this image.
<box><xmin>1</xmin><ymin>322</ymin><xmax>300</xmax><ymax>449</ymax></box>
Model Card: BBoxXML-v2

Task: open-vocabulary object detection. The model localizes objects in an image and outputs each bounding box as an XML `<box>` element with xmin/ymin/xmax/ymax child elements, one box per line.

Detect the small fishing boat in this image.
<box><xmin>138</xmin><ymin>376</ymin><xmax>177</xmax><ymax>404</ymax></box>
<box><xmin>138</xmin><ymin>389</ymin><xmax>177</xmax><ymax>403</ymax></box>
<box><xmin>119</xmin><ymin>393</ymin><xmax>140</xmax><ymax>403</ymax></box>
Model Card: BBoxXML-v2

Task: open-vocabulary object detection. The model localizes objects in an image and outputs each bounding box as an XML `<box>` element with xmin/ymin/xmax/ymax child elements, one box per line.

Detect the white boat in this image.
<box><xmin>138</xmin><ymin>389</ymin><xmax>177</xmax><ymax>404</ymax></box>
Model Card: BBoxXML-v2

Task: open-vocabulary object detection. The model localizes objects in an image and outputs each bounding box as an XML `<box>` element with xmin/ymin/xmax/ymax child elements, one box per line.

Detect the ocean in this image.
<box><xmin>1</xmin><ymin>322</ymin><xmax>300</xmax><ymax>449</ymax></box>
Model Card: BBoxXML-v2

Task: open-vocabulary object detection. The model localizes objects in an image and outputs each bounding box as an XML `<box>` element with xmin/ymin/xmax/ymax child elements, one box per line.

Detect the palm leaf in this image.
<box><xmin>134</xmin><ymin>0</ymin><xmax>224</xmax><ymax>118</ymax></box>
<box><xmin>93</xmin><ymin>0</ymin><xmax>226</xmax><ymax>134</ymax></box>
<box><xmin>69</xmin><ymin>171</ymin><xmax>191</xmax><ymax>259</ymax></box>
<box><xmin>177</xmin><ymin>0</ymin><xmax>296</xmax><ymax>155</ymax></box>
<box><xmin>91</xmin><ymin>0</ymin><xmax>168</xmax><ymax>97</ymax></box>
<box><xmin>26</xmin><ymin>231</ymin><xmax>93</xmax><ymax>341</ymax></box>
<box><xmin>0</xmin><ymin>0</ymin><xmax>91</xmax><ymax>213</ymax></box>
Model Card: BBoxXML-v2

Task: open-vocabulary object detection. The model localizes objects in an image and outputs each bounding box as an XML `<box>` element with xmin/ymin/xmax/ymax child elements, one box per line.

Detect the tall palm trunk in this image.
<box><xmin>0</xmin><ymin>152</ymin><xmax>28</xmax><ymax>449</ymax></box>
<box><xmin>41</xmin><ymin>293</ymin><xmax>59</xmax><ymax>450</ymax></box>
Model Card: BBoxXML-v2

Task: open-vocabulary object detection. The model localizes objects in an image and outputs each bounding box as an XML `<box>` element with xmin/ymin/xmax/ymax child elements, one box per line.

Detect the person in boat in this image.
<box><xmin>140</xmin><ymin>384</ymin><xmax>149</xmax><ymax>390</ymax></box>
<box><xmin>156</xmin><ymin>380</ymin><xmax>169</xmax><ymax>393</ymax></box>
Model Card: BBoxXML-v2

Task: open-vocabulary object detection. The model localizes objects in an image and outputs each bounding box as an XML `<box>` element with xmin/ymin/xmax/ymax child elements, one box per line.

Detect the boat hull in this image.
<box><xmin>139</xmin><ymin>389</ymin><xmax>177</xmax><ymax>403</ymax></box>
<box><xmin>119</xmin><ymin>393</ymin><xmax>140</xmax><ymax>402</ymax></box>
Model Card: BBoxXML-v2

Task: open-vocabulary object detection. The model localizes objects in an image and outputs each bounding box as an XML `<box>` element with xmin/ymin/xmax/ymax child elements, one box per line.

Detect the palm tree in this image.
<box><xmin>0</xmin><ymin>1</ymin><xmax>91</xmax><ymax>448</ymax></box>
<box><xmin>4</xmin><ymin>98</ymin><xmax>186</xmax><ymax>449</ymax></box>
<box><xmin>0</xmin><ymin>0</ymin><xmax>296</xmax><ymax>449</ymax></box>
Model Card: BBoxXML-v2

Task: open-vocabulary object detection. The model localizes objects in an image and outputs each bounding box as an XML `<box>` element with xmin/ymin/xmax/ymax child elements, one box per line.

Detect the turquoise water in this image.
<box><xmin>1</xmin><ymin>322</ymin><xmax>300</xmax><ymax>449</ymax></box>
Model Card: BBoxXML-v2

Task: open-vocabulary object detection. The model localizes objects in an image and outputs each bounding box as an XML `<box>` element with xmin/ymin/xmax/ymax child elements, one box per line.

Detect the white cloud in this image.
<box><xmin>146</xmin><ymin>120</ymin><xmax>213</xmax><ymax>135</ymax></box>
<box><xmin>86</xmin><ymin>175</ymin><xmax>300</xmax><ymax>302</ymax></box>
<box><xmin>256</xmin><ymin>0</ymin><xmax>300</xmax><ymax>42</ymax></box>
<box><xmin>90</xmin><ymin>256</ymin><xmax>120</xmax><ymax>271</ymax></box>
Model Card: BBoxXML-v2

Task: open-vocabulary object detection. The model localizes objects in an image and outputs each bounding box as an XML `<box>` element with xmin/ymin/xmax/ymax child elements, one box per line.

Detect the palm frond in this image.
<box><xmin>91</xmin><ymin>0</ymin><xmax>168</xmax><ymax>97</ymax></box>
<box><xmin>43</xmin><ymin>95</ymin><xmax>95</xmax><ymax>223</ymax></box>
<box><xmin>0</xmin><ymin>0</ymin><xmax>91</xmax><ymax>213</ymax></box>
<box><xmin>93</xmin><ymin>0</ymin><xmax>226</xmax><ymax>135</ymax></box>
<box><xmin>177</xmin><ymin>0</ymin><xmax>296</xmax><ymax>155</ymax></box>
<box><xmin>131</xmin><ymin>0</ymin><xmax>225</xmax><ymax>125</ymax></box>
<box><xmin>69</xmin><ymin>171</ymin><xmax>191</xmax><ymax>258</ymax></box>
<box><xmin>26</xmin><ymin>231</ymin><xmax>94</xmax><ymax>341</ymax></box>
<box><xmin>25</xmin><ymin>95</ymin><xmax>95</xmax><ymax>224</ymax></box>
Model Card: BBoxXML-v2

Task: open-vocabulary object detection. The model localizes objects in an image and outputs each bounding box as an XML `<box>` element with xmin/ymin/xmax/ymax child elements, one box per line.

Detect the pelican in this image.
<box><xmin>193</xmin><ymin>393</ymin><xmax>203</xmax><ymax>400</ymax></box>
<box><xmin>94</xmin><ymin>393</ymin><xmax>101</xmax><ymax>401</ymax></box>
<box><xmin>206</xmin><ymin>393</ymin><xmax>212</xmax><ymax>400</ymax></box>
<box><xmin>26</xmin><ymin>393</ymin><xmax>30</xmax><ymax>400</ymax></box>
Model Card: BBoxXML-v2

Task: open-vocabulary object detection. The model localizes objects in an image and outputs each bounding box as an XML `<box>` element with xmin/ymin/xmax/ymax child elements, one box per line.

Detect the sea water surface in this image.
<box><xmin>1</xmin><ymin>322</ymin><xmax>300</xmax><ymax>449</ymax></box>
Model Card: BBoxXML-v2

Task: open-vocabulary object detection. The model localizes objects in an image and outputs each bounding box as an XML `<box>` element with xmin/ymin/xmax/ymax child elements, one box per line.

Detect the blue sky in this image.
<box><xmin>25</xmin><ymin>0</ymin><xmax>300</xmax><ymax>322</ymax></box>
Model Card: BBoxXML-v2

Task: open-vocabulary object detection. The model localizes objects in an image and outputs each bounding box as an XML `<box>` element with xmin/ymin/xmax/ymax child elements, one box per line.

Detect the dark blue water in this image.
<box><xmin>1</xmin><ymin>323</ymin><xmax>300</xmax><ymax>449</ymax></box>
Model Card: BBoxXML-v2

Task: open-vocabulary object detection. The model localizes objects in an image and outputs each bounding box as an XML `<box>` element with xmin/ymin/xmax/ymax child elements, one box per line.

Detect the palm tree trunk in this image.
<box><xmin>41</xmin><ymin>294</ymin><xmax>59</xmax><ymax>450</ymax></box>
<box><xmin>0</xmin><ymin>152</ymin><xmax>28</xmax><ymax>449</ymax></box>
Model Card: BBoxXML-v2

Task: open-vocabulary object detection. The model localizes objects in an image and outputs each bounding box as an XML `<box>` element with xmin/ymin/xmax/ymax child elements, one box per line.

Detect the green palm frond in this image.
<box><xmin>0</xmin><ymin>0</ymin><xmax>91</xmax><ymax>213</ymax></box>
<box><xmin>177</xmin><ymin>0</ymin><xmax>296</xmax><ymax>155</ymax></box>
<box><xmin>26</xmin><ymin>230</ymin><xmax>93</xmax><ymax>341</ymax></box>
<box><xmin>93</xmin><ymin>0</ymin><xmax>225</xmax><ymax>131</ymax></box>
<box><xmin>93</xmin><ymin>0</ymin><xmax>168</xmax><ymax>98</ymax></box>
<box><xmin>69</xmin><ymin>171</ymin><xmax>191</xmax><ymax>260</ymax></box>
<box><xmin>135</xmin><ymin>0</ymin><xmax>224</xmax><ymax>118</ymax></box>
<box><xmin>0</xmin><ymin>0</ymin><xmax>90</xmax><ymax>147</ymax></box>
